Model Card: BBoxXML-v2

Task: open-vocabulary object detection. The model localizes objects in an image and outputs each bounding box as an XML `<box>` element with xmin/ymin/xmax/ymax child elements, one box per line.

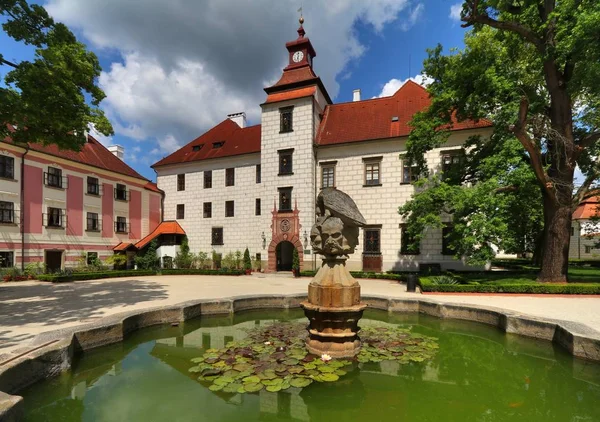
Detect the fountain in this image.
<box><xmin>301</xmin><ymin>188</ymin><xmax>367</xmax><ymax>358</ymax></box>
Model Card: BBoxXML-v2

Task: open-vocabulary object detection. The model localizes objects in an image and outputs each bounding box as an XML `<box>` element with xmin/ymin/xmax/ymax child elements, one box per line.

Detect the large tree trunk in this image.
<box><xmin>537</xmin><ymin>191</ymin><xmax>572</xmax><ymax>282</ymax></box>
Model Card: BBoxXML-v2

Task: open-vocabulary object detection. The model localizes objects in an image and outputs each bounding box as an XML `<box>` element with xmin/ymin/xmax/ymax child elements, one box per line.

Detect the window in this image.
<box><xmin>363</xmin><ymin>229</ymin><xmax>381</xmax><ymax>254</ymax></box>
<box><xmin>45</xmin><ymin>167</ymin><xmax>63</xmax><ymax>188</ymax></box>
<box><xmin>225</xmin><ymin>168</ymin><xmax>235</xmax><ymax>186</ymax></box>
<box><xmin>321</xmin><ymin>164</ymin><xmax>335</xmax><ymax>188</ymax></box>
<box><xmin>177</xmin><ymin>174</ymin><xmax>185</xmax><ymax>191</ymax></box>
<box><xmin>279</xmin><ymin>187</ymin><xmax>292</xmax><ymax>212</ymax></box>
<box><xmin>402</xmin><ymin>160</ymin><xmax>419</xmax><ymax>184</ymax></box>
<box><xmin>256</xmin><ymin>164</ymin><xmax>261</xmax><ymax>184</ymax></box>
<box><xmin>203</xmin><ymin>202</ymin><xmax>212</xmax><ymax>218</ymax></box>
<box><xmin>256</xmin><ymin>253</ymin><xmax>261</xmax><ymax>261</ymax></box>
<box><xmin>212</xmin><ymin>227</ymin><xmax>224</xmax><ymax>245</ymax></box>
<box><xmin>115</xmin><ymin>216</ymin><xmax>128</xmax><ymax>233</ymax></box>
<box><xmin>441</xmin><ymin>151</ymin><xmax>465</xmax><ymax>181</ymax></box>
<box><xmin>212</xmin><ymin>141</ymin><xmax>225</xmax><ymax>149</ymax></box>
<box><xmin>46</xmin><ymin>207</ymin><xmax>64</xmax><ymax>228</ymax></box>
<box><xmin>86</xmin><ymin>212</ymin><xmax>100</xmax><ymax>231</ymax></box>
<box><xmin>114</xmin><ymin>184</ymin><xmax>128</xmax><ymax>201</ymax></box>
<box><xmin>225</xmin><ymin>200</ymin><xmax>235</xmax><ymax>217</ymax></box>
<box><xmin>0</xmin><ymin>201</ymin><xmax>14</xmax><ymax>224</ymax></box>
<box><xmin>255</xmin><ymin>198</ymin><xmax>261</xmax><ymax>216</ymax></box>
<box><xmin>585</xmin><ymin>245</ymin><xmax>592</xmax><ymax>254</ymax></box>
<box><xmin>192</xmin><ymin>144</ymin><xmax>203</xmax><ymax>152</ymax></box>
<box><xmin>442</xmin><ymin>225</ymin><xmax>455</xmax><ymax>255</ymax></box>
<box><xmin>86</xmin><ymin>252</ymin><xmax>98</xmax><ymax>265</ymax></box>
<box><xmin>279</xmin><ymin>149</ymin><xmax>294</xmax><ymax>175</ymax></box>
<box><xmin>0</xmin><ymin>156</ymin><xmax>14</xmax><ymax>179</ymax></box>
<box><xmin>87</xmin><ymin>177</ymin><xmax>100</xmax><ymax>196</ymax></box>
<box><xmin>364</xmin><ymin>159</ymin><xmax>381</xmax><ymax>186</ymax></box>
<box><xmin>279</xmin><ymin>106</ymin><xmax>294</xmax><ymax>133</ymax></box>
<box><xmin>204</xmin><ymin>171</ymin><xmax>212</xmax><ymax>189</ymax></box>
<box><xmin>177</xmin><ymin>204</ymin><xmax>185</xmax><ymax>219</ymax></box>
<box><xmin>400</xmin><ymin>224</ymin><xmax>420</xmax><ymax>255</ymax></box>
<box><xmin>0</xmin><ymin>251</ymin><xmax>14</xmax><ymax>268</ymax></box>
<box><xmin>571</xmin><ymin>226</ymin><xmax>575</xmax><ymax>236</ymax></box>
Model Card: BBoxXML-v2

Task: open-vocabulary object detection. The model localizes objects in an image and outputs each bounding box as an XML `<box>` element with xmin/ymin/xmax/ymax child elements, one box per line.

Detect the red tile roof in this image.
<box><xmin>144</xmin><ymin>182</ymin><xmax>162</xmax><ymax>193</ymax></box>
<box><xmin>113</xmin><ymin>242</ymin><xmax>136</xmax><ymax>252</ymax></box>
<box><xmin>265</xmin><ymin>87</ymin><xmax>316</xmax><ymax>104</ymax></box>
<box><xmin>134</xmin><ymin>220</ymin><xmax>186</xmax><ymax>250</ymax></box>
<box><xmin>573</xmin><ymin>197</ymin><xmax>600</xmax><ymax>220</ymax></box>
<box><xmin>3</xmin><ymin>131</ymin><xmax>148</xmax><ymax>181</ymax></box>
<box><xmin>269</xmin><ymin>66</ymin><xmax>318</xmax><ymax>89</ymax></box>
<box><xmin>152</xmin><ymin>119</ymin><xmax>261</xmax><ymax>168</ymax></box>
<box><xmin>316</xmin><ymin>81</ymin><xmax>493</xmax><ymax>146</ymax></box>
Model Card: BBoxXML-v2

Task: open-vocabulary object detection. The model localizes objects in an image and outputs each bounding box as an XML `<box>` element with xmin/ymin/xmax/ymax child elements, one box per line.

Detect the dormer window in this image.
<box><xmin>192</xmin><ymin>145</ymin><xmax>203</xmax><ymax>152</ymax></box>
<box><xmin>212</xmin><ymin>141</ymin><xmax>225</xmax><ymax>149</ymax></box>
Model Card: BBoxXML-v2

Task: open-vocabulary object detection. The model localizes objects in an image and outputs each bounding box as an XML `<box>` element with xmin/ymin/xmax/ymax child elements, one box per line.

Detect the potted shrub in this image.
<box><xmin>243</xmin><ymin>248</ymin><xmax>252</xmax><ymax>275</ymax></box>
<box><xmin>292</xmin><ymin>248</ymin><xmax>300</xmax><ymax>277</ymax></box>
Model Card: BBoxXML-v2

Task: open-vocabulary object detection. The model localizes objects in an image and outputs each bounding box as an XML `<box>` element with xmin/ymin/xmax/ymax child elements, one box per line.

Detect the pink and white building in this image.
<box><xmin>0</xmin><ymin>135</ymin><xmax>163</xmax><ymax>271</ymax></box>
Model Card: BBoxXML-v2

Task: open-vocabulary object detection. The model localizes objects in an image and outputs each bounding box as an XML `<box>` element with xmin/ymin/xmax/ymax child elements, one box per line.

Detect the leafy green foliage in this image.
<box><xmin>430</xmin><ymin>275</ymin><xmax>459</xmax><ymax>285</ymax></box>
<box><xmin>292</xmin><ymin>247</ymin><xmax>300</xmax><ymax>271</ymax></box>
<box><xmin>174</xmin><ymin>236</ymin><xmax>193</xmax><ymax>269</ymax></box>
<box><xmin>105</xmin><ymin>254</ymin><xmax>128</xmax><ymax>269</ymax></box>
<box><xmin>189</xmin><ymin>321</ymin><xmax>438</xmax><ymax>394</ymax></box>
<box><xmin>0</xmin><ymin>0</ymin><xmax>113</xmax><ymax>149</ymax></box>
<box><xmin>243</xmin><ymin>248</ymin><xmax>252</xmax><ymax>271</ymax></box>
<box><xmin>135</xmin><ymin>240</ymin><xmax>160</xmax><ymax>270</ymax></box>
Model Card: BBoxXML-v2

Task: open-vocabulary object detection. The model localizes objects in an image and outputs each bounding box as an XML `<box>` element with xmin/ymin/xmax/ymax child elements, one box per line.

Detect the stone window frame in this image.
<box><xmin>225</xmin><ymin>168</ymin><xmax>235</xmax><ymax>187</ymax></box>
<box><xmin>225</xmin><ymin>200</ymin><xmax>235</xmax><ymax>217</ymax></box>
<box><xmin>86</xmin><ymin>212</ymin><xmax>100</xmax><ymax>232</ymax></box>
<box><xmin>401</xmin><ymin>159</ymin><xmax>419</xmax><ymax>185</ymax></box>
<box><xmin>279</xmin><ymin>106</ymin><xmax>294</xmax><ymax>133</ymax></box>
<box><xmin>176</xmin><ymin>204</ymin><xmax>185</xmax><ymax>220</ymax></box>
<box><xmin>0</xmin><ymin>251</ymin><xmax>14</xmax><ymax>268</ymax></box>
<box><xmin>114</xmin><ymin>183</ymin><xmax>129</xmax><ymax>202</ymax></box>
<box><xmin>87</xmin><ymin>176</ymin><xmax>101</xmax><ymax>196</ymax></box>
<box><xmin>115</xmin><ymin>216</ymin><xmax>128</xmax><ymax>234</ymax></box>
<box><xmin>203</xmin><ymin>202</ymin><xmax>212</xmax><ymax>218</ymax></box>
<box><xmin>255</xmin><ymin>198</ymin><xmax>261</xmax><ymax>216</ymax></box>
<box><xmin>363</xmin><ymin>226</ymin><xmax>382</xmax><ymax>255</ymax></box>
<box><xmin>278</xmin><ymin>148</ymin><xmax>294</xmax><ymax>176</ymax></box>
<box><xmin>320</xmin><ymin>161</ymin><xmax>337</xmax><ymax>189</ymax></box>
<box><xmin>278</xmin><ymin>187</ymin><xmax>293</xmax><ymax>212</ymax></box>
<box><xmin>441</xmin><ymin>149</ymin><xmax>466</xmax><ymax>181</ymax></box>
<box><xmin>0</xmin><ymin>201</ymin><xmax>15</xmax><ymax>224</ymax></box>
<box><xmin>204</xmin><ymin>171</ymin><xmax>212</xmax><ymax>189</ymax></box>
<box><xmin>400</xmin><ymin>223</ymin><xmax>420</xmax><ymax>255</ymax></box>
<box><xmin>363</xmin><ymin>156</ymin><xmax>382</xmax><ymax>187</ymax></box>
<box><xmin>585</xmin><ymin>245</ymin><xmax>592</xmax><ymax>254</ymax></box>
<box><xmin>256</xmin><ymin>164</ymin><xmax>261</xmax><ymax>184</ymax></box>
<box><xmin>45</xmin><ymin>166</ymin><xmax>65</xmax><ymax>189</ymax></box>
<box><xmin>177</xmin><ymin>174</ymin><xmax>185</xmax><ymax>191</ymax></box>
<box><xmin>46</xmin><ymin>207</ymin><xmax>65</xmax><ymax>228</ymax></box>
<box><xmin>211</xmin><ymin>227</ymin><xmax>224</xmax><ymax>246</ymax></box>
<box><xmin>0</xmin><ymin>155</ymin><xmax>14</xmax><ymax>180</ymax></box>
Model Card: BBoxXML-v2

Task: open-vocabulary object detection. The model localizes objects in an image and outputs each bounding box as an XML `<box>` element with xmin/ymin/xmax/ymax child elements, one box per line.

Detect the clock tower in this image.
<box><xmin>261</xmin><ymin>19</ymin><xmax>331</xmax><ymax>272</ymax></box>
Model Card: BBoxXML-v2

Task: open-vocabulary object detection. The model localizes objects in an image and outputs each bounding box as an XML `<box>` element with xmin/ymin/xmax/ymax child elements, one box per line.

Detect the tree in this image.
<box><xmin>243</xmin><ymin>248</ymin><xmax>252</xmax><ymax>272</ymax></box>
<box><xmin>0</xmin><ymin>0</ymin><xmax>113</xmax><ymax>149</ymax></box>
<box><xmin>403</xmin><ymin>0</ymin><xmax>600</xmax><ymax>282</ymax></box>
<box><xmin>174</xmin><ymin>236</ymin><xmax>193</xmax><ymax>269</ymax></box>
<box><xmin>135</xmin><ymin>240</ymin><xmax>160</xmax><ymax>270</ymax></box>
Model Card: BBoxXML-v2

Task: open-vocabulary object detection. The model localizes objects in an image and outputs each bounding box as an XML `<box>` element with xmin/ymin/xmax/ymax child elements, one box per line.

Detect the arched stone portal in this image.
<box><xmin>275</xmin><ymin>241</ymin><xmax>295</xmax><ymax>271</ymax></box>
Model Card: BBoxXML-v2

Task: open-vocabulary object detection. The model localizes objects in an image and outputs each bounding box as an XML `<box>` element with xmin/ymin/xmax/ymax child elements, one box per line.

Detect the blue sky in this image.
<box><xmin>1</xmin><ymin>1</ymin><xmax>468</xmax><ymax>181</ymax></box>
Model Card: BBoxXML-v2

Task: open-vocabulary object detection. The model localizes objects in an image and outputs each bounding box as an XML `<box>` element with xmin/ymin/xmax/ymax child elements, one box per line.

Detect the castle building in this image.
<box><xmin>152</xmin><ymin>22</ymin><xmax>493</xmax><ymax>272</ymax></box>
<box><xmin>0</xmin><ymin>133</ymin><xmax>163</xmax><ymax>271</ymax></box>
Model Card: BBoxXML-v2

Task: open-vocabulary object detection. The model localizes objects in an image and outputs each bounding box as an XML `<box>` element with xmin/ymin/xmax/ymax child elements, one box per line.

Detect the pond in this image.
<box><xmin>19</xmin><ymin>309</ymin><xmax>600</xmax><ymax>421</ymax></box>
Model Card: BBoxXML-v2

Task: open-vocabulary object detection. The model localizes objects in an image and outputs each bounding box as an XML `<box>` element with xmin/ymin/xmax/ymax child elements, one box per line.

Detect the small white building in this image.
<box><xmin>152</xmin><ymin>22</ymin><xmax>493</xmax><ymax>273</ymax></box>
<box><xmin>570</xmin><ymin>195</ymin><xmax>600</xmax><ymax>259</ymax></box>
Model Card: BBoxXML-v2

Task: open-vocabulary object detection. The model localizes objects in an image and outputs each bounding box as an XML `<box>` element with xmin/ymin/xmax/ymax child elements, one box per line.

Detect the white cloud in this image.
<box><xmin>377</xmin><ymin>74</ymin><xmax>433</xmax><ymax>97</ymax></box>
<box><xmin>449</xmin><ymin>3</ymin><xmax>463</xmax><ymax>22</ymax></box>
<box><xmin>87</xmin><ymin>123</ymin><xmax>112</xmax><ymax>146</ymax></box>
<box><xmin>45</xmin><ymin>0</ymin><xmax>413</xmax><ymax>155</ymax></box>
<box><xmin>400</xmin><ymin>3</ymin><xmax>425</xmax><ymax>31</ymax></box>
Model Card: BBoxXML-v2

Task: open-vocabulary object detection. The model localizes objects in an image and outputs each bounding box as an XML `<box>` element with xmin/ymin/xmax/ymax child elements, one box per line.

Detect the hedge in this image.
<box><xmin>300</xmin><ymin>270</ymin><xmax>404</xmax><ymax>281</ymax></box>
<box><xmin>37</xmin><ymin>268</ymin><xmax>244</xmax><ymax>282</ymax></box>
<box><xmin>418</xmin><ymin>277</ymin><xmax>600</xmax><ymax>295</ymax></box>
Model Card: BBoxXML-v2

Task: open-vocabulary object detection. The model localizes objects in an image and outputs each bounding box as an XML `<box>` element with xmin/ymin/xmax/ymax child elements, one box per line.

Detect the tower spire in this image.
<box><xmin>297</xmin><ymin>6</ymin><xmax>305</xmax><ymax>38</ymax></box>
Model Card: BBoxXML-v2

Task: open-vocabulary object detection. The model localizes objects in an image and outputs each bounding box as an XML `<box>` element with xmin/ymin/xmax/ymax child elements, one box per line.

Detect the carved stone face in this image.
<box><xmin>320</xmin><ymin>217</ymin><xmax>344</xmax><ymax>255</ymax></box>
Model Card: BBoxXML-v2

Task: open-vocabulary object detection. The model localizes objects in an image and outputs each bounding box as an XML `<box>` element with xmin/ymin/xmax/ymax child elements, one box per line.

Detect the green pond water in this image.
<box><xmin>20</xmin><ymin>309</ymin><xmax>600</xmax><ymax>421</ymax></box>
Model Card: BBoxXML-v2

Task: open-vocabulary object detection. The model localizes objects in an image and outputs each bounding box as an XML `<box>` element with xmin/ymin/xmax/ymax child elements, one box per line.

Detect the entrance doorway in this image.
<box><xmin>45</xmin><ymin>250</ymin><xmax>63</xmax><ymax>272</ymax></box>
<box><xmin>276</xmin><ymin>241</ymin><xmax>295</xmax><ymax>271</ymax></box>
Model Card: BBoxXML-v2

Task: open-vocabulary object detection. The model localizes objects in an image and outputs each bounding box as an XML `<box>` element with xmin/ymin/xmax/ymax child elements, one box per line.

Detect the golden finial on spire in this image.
<box><xmin>298</xmin><ymin>6</ymin><xmax>304</xmax><ymax>25</ymax></box>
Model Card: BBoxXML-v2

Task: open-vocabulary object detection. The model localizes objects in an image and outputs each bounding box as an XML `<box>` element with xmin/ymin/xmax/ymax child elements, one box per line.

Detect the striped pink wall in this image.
<box><xmin>102</xmin><ymin>183</ymin><xmax>113</xmax><ymax>238</ymax></box>
<box><xmin>24</xmin><ymin>165</ymin><xmax>42</xmax><ymax>234</ymax></box>
<box><xmin>129</xmin><ymin>189</ymin><xmax>142</xmax><ymax>239</ymax></box>
<box><xmin>149</xmin><ymin>194</ymin><xmax>161</xmax><ymax>232</ymax></box>
<box><xmin>67</xmin><ymin>175</ymin><xmax>83</xmax><ymax>236</ymax></box>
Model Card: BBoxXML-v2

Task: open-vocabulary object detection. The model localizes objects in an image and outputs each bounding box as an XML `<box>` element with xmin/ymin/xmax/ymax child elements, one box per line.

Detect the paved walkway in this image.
<box><xmin>1</xmin><ymin>273</ymin><xmax>599</xmax><ymax>355</ymax></box>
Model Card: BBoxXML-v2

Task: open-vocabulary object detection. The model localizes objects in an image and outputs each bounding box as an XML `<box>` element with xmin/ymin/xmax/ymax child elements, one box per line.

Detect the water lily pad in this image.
<box><xmin>288</xmin><ymin>367</ymin><xmax>304</xmax><ymax>374</ymax></box>
<box><xmin>191</xmin><ymin>357</ymin><xmax>205</xmax><ymax>363</ymax></box>
<box><xmin>244</xmin><ymin>382</ymin><xmax>264</xmax><ymax>392</ymax></box>
<box><xmin>320</xmin><ymin>373</ymin><xmax>339</xmax><ymax>382</ymax></box>
<box><xmin>283</xmin><ymin>358</ymin><xmax>299</xmax><ymax>366</ymax></box>
<box><xmin>243</xmin><ymin>375</ymin><xmax>261</xmax><ymax>384</ymax></box>
<box><xmin>233</xmin><ymin>363</ymin><xmax>253</xmax><ymax>372</ymax></box>
<box><xmin>188</xmin><ymin>366</ymin><xmax>204</xmax><ymax>373</ymax></box>
<box><xmin>334</xmin><ymin>369</ymin><xmax>347</xmax><ymax>376</ymax></box>
<box><xmin>223</xmin><ymin>370</ymin><xmax>240</xmax><ymax>378</ymax></box>
<box><xmin>214</xmin><ymin>376</ymin><xmax>235</xmax><ymax>386</ymax></box>
<box><xmin>208</xmin><ymin>383</ymin><xmax>224</xmax><ymax>391</ymax></box>
<box><xmin>258</xmin><ymin>370</ymin><xmax>277</xmax><ymax>380</ymax></box>
<box><xmin>318</xmin><ymin>365</ymin><xmax>336</xmax><ymax>373</ymax></box>
<box><xmin>223</xmin><ymin>382</ymin><xmax>243</xmax><ymax>393</ymax></box>
<box><xmin>290</xmin><ymin>377</ymin><xmax>312</xmax><ymax>388</ymax></box>
<box><xmin>303</xmin><ymin>363</ymin><xmax>316</xmax><ymax>370</ymax></box>
<box><xmin>266</xmin><ymin>385</ymin><xmax>282</xmax><ymax>393</ymax></box>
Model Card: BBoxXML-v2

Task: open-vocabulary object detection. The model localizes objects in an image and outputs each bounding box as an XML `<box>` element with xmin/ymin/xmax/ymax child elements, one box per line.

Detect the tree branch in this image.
<box><xmin>573</xmin><ymin>160</ymin><xmax>600</xmax><ymax>208</ymax></box>
<box><xmin>462</xmin><ymin>1</ymin><xmax>544</xmax><ymax>52</ymax></box>
<box><xmin>0</xmin><ymin>57</ymin><xmax>18</xmax><ymax>68</ymax></box>
<box><xmin>510</xmin><ymin>96</ymin><xmax>555</xmax><ymax>200</ymax></box>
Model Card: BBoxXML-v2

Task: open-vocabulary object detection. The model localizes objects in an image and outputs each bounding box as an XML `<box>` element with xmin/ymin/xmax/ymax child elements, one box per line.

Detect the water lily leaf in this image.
<box><xmin>191</xmin><ymin>357</ymin><xmax>205</xmax><ymax>363</ymax></box>
<box><xmin>318</xmin><ymin>366</ymin><xmax>335</xmax><ymax>373</ymax></box>
<box><xmin>258</xmin><ymin>370</ymin><xmax>277</xmax><ymax>380</ymax></box>
<box><xmin>233</xmin><ymin>363</ymin><xmax>253</xmax><ymax>372</ymax></box>
<box><xmin>303</xmin><ymin>363</ymin><xmax>316</xmax><ymax>370</ymax></box>
<box><xmin>334</xmin><ymin>369</ymin><xmax>347</xmax><ymax>376</ymax></box>
<box><xmin>223</xmin><ymin>382</ymin><xmax>243</xmax><ymax>393</ymax></box>
<box><xmin>304</xmin><ymin>369</ymin><xmax>319</xmax><ymax>377</ymax></box>
<box><xmin>214</xmin><ymin>376</ymin><xmax>235</xmax><ymax>386</ymax></box>
<box><xmin>266</xmin><ymin>385</ymin><xmax>282</xmax><ymax>392</ymax></box>
<box><xmin>243</xmin><ymin>375</ymin><xmax>261</xmax><ymax>384</ymax></box>
<box><xmin>288</xmin><ymin>367</ymin><xmax>304</xmax><ymax>374</ymax></box>
<box><xmin>280</xmin><ymin>380</ymin><xmax>291</xmax><ymax>390</ymax></box>
<box><xmin>223</xmin><ymin>370</ymin><xmax>240</xmax><ymax>378</ymax></box>
<box><xmin>204</xmin><ymin>357</ymin><xmax>219</xmax><ymax>364</ymax></box>
<box><xmin>283</xmin><ymin>358</ymin><xmax>299</xmax><ymax>366</ymax></box>
<box><xmin>244</xmin><ymin>382</ymin><xmax>264</xmax><ymax>392</ymax></box>
<box><xmin>201</xmin><ymin>368</ymin><xmax>223</xmax><ymax>377</ymax></box>
<box><xmin>328</xmin><ymin>361</ymin><xmax>344</xmax><ymax>368</ymax></box>
<box><xmin>320</xmin><ymin>373</ymin><xmax>339</xmax><ymax>382</ymax></box>
<box><xmin>209</xmin><ymin>383</ymin><xmax>224</xmax><ymax>391</ymax></box>
<box><xmin>290</xmin><ymin>377</ymin><xmax>312</xmax><ymax>388</ymax></box>
<box><xmin>188</xmin><ymin>366</ymin><xmax>204</xmax><ymax>373</ymax></box>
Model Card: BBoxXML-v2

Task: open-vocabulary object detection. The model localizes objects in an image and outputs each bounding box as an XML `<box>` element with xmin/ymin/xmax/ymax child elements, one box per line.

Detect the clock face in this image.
<box><xmin>292</xmin><ymin>51</ymin><xmax>304</xmax><ymax>63</ymax></box>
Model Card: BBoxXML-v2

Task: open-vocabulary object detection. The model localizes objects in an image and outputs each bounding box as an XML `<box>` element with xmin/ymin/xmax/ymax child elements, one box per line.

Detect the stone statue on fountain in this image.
<box><xmin>301</xmin><ymin>187</ymin><xmax>368</xmax><ymax>358</ymax></box>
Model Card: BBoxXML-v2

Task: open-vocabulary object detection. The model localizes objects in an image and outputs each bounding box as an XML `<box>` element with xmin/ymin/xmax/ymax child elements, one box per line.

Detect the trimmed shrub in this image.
<box><xmin>243</xmin><ymin>248</ymin><xmax>252</xmax><ymax>271</ymax></box>
<box><xmin>418</xmin><ymin>277</ymin><xmax>600</xmax><ymax>294</ymax></box>
<box><xmin>36</xmin><ymin>268</ymin><xmax>244</xmax><ymax>282</ymax></box>
<box><xmin>299</xmin><ymin>270</ymin><xmax>404</xmax><ymax>281</ymax></box>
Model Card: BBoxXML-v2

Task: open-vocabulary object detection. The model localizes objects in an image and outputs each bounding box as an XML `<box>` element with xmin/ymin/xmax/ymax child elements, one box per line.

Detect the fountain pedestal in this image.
<box><xmin>301</xmin><ymin>258</ymin><xmax>366</xmax><ymax>358</ymax></box>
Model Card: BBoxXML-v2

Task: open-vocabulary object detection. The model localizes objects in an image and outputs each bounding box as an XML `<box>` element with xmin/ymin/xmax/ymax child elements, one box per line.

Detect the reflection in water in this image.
<box><xmin>20</xmin><ymin>310</ymin><xmax>600</xmax><ymax>422</ymax></box>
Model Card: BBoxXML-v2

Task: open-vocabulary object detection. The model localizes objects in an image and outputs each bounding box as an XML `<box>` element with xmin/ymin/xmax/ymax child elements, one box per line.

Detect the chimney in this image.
<box><xmin>227</xmin><ymin>112</ymin><xmax>247</xmax><ymax>128</ymax></box>
<box><xmin>353</xmin><ymin>89</ymin><xmax>361</xmax><ymax>102</ymax></box>
<box><xmin>108</xmin><ymin>145</ymin><xmax>124</xmax><ymax>160</ymax></box>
